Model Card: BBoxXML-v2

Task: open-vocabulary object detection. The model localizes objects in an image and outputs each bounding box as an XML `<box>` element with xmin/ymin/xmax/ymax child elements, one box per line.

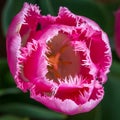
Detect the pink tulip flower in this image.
<box><xmin>6</xmin><ymin>3</ymin><xmax>112</xmax><ymax>115</ymax></box>
<box><xmin>115</xmin><ymin>9</ymin><xmax>120</xmax><ymax>58</ymax></box>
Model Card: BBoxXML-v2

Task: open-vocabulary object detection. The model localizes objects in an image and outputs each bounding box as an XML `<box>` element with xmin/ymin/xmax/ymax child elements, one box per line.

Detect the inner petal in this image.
<box><xmin>19</xmin><ymin>8</ymin><xmax>40</xmax><ymax>47</ymax></box>
<box><xmin>55</xmin><ymin>86</ymin><xmax>89</xmax><ymax>105</ymax></box>
<box><xmin>46</xmin><ymin>32</ymin><xmax>80</xmax><ymax>81</ymax></box>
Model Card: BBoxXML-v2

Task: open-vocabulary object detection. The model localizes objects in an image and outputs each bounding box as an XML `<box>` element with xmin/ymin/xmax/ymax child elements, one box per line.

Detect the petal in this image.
<box><xmin>79</xmin><ymin>16</ymin><xmax>101</xmax><ymax>31</ymax></box>
<box><xmin>6</xmin><ymin>2</ymin><xmax>40</xmax><ymax>77</ymax></box>
<box><xmin>54</xmin><ymin>85</ymin><xmax>89</xmax><ymax>105</ymax></box>
<box><xmin>30</xmin><ymin>80</ymin><xmax>104</xmax><ymax>115</ymax></box>
<box><xmin>56</xmin><ymin>7</ymin><xmax>77</xmax><ymax>26</ymax></box>
<box><xmin>19</xmin><ymin>3</ymin><xmax>41</xmax><ymax>46</ymax></box>
<box><xmin>71</xmin><ymin>23</ymin><xmax>112</xmax><ymax>83</ymax></box>
<box><xmin>40</xmin><ymin>15</ymin><xmax>56</xmax><ymax>29</ymax></box>
<box><xmin>81</xmin><ymin>81</ymin><xmax>104</xmax><ymax>113</ymax></box>
<box><xmin>30</xmin><ymin>91</ymin><xmax>80</xmax><ymax>115</ymax></box>
<box><xmin>81</xmin><ymin>17</ymin><xmax>112</xmax><ymax>83</ymax></box>
<box><xmin>89</xmin><ymin>31</ymin><xmax>112</xmax><ymax>83</ymax></box>
<box><xmin>115</xmin><ymin>9</ymin><xmax>120</xmax><ymax>58</ymax></box>
<box><xmin>16</xmin><ymin>40</ymin><xmax>47</xmax><ymax>91</ymax></box>
<box><xmin>16</xmin><ymin>24</ymin><xmax>74</xmax><ymax>91</ymax></box>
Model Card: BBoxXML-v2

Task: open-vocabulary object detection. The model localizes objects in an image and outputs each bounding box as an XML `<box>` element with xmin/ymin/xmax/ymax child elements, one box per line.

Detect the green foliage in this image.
<box><xmin>1</xmin><ymin>0</ymin><xmax>120</xmax><ymax>120</ymax></box>
<box><xmin>101</xmin><ymin>61</ymin><xmax>120</xmax><ymax>120</ymax></box>
<box><xmin>0</xmin><ymin>103</ymin><xmax>66</xmax><ymax>120</ymax></box>
<box><xmin>0</xmin><ymin>59</ymin><xmax>14</xmax><ymax>88</ymax></box>
<box><xmin>0</xmin><ymin>115</ymin><xmax>28</xmax><ymax>120</ymax></box>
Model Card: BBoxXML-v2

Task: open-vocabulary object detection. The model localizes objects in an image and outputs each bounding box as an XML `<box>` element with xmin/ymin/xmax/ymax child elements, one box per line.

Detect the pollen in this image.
<box><xmin>48</xmin><ymin>53</ymin><xmax>60</xmax><ymax>71</ymax></box>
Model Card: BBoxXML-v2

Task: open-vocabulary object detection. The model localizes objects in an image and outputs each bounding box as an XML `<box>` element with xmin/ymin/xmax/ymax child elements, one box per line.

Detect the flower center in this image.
<box><xmin>46</xmin><ymin>32</ymin><xmax>80</xmax><ymax>81</ymax></box>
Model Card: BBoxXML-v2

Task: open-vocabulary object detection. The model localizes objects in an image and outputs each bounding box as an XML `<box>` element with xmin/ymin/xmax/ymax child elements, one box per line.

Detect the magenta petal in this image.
<box><xmin>76</xmin><ymin>15</ymin><xmax>112</xmax><ymax>83</ymax></box>
<box><xmin>56</xmin><ymin>7</ymin><xmax>77</xmax><ymax>26</ymax></box>
<box><xmin>30</xmin><ymin>81</ymin><xmax>104</xmax><ymax>115</ymax></box>
<box><xmin>81</xmin><ymin>81</ymin><xmax>104</xmax><ymax>113</ymax></box>
<box><xmin>30</xmin><ymin>91</ymin><xmax>81</xmax><ymax>115</ymax></box>
<box><xmin>89</xmin><ymin>31</ymin><xmax>112</xmax><ymax>83</ymax></box>
<box><xmin>71</xmin><ymin>23</ymin><xmax>112</xmax><ymax>83</ymax></box>
<box><xmin>6</xmin><ymin>2</ymin><xmax>40</xmax><ymax>76</ymax></box>
<box><xmin>115</xmin><ymin>9</ymin><xmax>120</xmax><ymax>58</ymax></box>
<box><xmin>16</xmin><ymin>40</ymin><xmax>47</xmax><ymax>91</ymax></box>
<box><xmin>54</xmin><ymin>86</ymin><xmax>89</xmax><ymax>105</ymax></box>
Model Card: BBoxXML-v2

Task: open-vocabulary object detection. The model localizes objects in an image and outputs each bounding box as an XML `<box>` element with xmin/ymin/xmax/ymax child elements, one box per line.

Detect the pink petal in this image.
<box><xmin>6</xmin><ymin>2</ymin><xmax>40</xmax><ymax>77</ymax></box>
<box><xmin>16</xmin><ymin>24</ymin><xmax>74</xmax><ymax>91</ymax></box>
<box><xmin>56</xmin><ymin>7</ymin><xmax>77</xmax><ymax>26</ymax></box>
<box><xmin>89</xmin><ymin>31</ymin><xmax>112</xmax><ymax>83</ymax></box>
<box><xmin>54</xmin><ymin>86</ymin><xmax>89</xmax><ymax>105</ymax></box>
<box><xmin>71</xmin><ymin>24</ymin><xmax>112</xmax><ymax>83</ymax></box>
<box><xmin>30</xmin><ymin>91</ymin><xmax>81</xmax><ymax>115</ymax></box>
<box><xmin>16</xmin><ymin>40</ymin><xmax>46</xmax><ymax>91</ymax></box>
<box><xmin>81</xmin><ymin>81</ymin><xmax>104</xmax><ymax>113</ymax></box>
<box><xmin>115</xmin><ymin>9</ymin><xmax>120</xmax><ymax>58</ymax></box>
<box><xmin>30</xmin><ymin>80</ymin><xmax>103</xmax><ymax>115</ymax></box>
<box><xmin>83</xmin><ymin>17</ymin><xmax>112</xmax><ymax>83</ymax></box>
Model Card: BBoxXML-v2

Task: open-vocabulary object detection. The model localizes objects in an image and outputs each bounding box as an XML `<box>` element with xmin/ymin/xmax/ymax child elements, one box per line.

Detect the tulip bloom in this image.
<box><xmin>6</xmin><ymin>3</ymin><xmax>112</xmax><ymax>115</ymax></box>
<box><xmin>115</xmin><ymin>9</ymin><xmax>120</xmax><ymax>58</ymax></box>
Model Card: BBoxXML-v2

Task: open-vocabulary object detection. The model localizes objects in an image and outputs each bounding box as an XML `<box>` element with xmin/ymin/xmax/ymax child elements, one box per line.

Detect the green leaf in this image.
<box><xmin>0</xmin><ymin>59</ymin><xmax>14</xmax><ymax>87</ymax></box>
<box><xmin>103</xmin><ymin>0</ymin><xmax>120</xmax><ymax>36</ymax></box>
<box><xmin>0</xmin><ymin>115</ymin><xmax>28</xmax><ymax>120</ymax></box>
<box><xmin>0</xmin><ymin>103</ymin><xmax>66</xmax><ymax>120</ymax></box>
<box><xmin>0</xmin><ymin>87</ymin><xmax>20</xmax><ymax>96</ymax></box>
<box><xmin>109</xmin><ymin>61</ymin><xmax>120</xmax><ymax>79</ymax></box>
<box><xmin>101</xmin><ymin>61</ymin><xmax>120</xmax><ymax>120</ymax></box>
<box><xmin>0</xmin><ymin>59</ymin><xmax>8</xmax><ymax>73</ymax></box>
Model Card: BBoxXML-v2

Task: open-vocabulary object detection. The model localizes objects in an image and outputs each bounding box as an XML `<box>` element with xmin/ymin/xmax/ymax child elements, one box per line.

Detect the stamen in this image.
<box><xmin>46</xmin><ymin>66</ymin><xmax>61</xmax><ymax>79</ymax></box>
<box><xmin>48</xmin><ymin>53</ymin><xmax>60</xmax><ymax>70</ymax></box>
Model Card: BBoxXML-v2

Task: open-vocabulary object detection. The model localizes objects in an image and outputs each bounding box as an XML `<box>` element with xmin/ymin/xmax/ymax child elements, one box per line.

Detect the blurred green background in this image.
<box><xmin>0</xmin><ymin>0</ymin><xmax>120</xmax><ymax>120</ymax></box>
